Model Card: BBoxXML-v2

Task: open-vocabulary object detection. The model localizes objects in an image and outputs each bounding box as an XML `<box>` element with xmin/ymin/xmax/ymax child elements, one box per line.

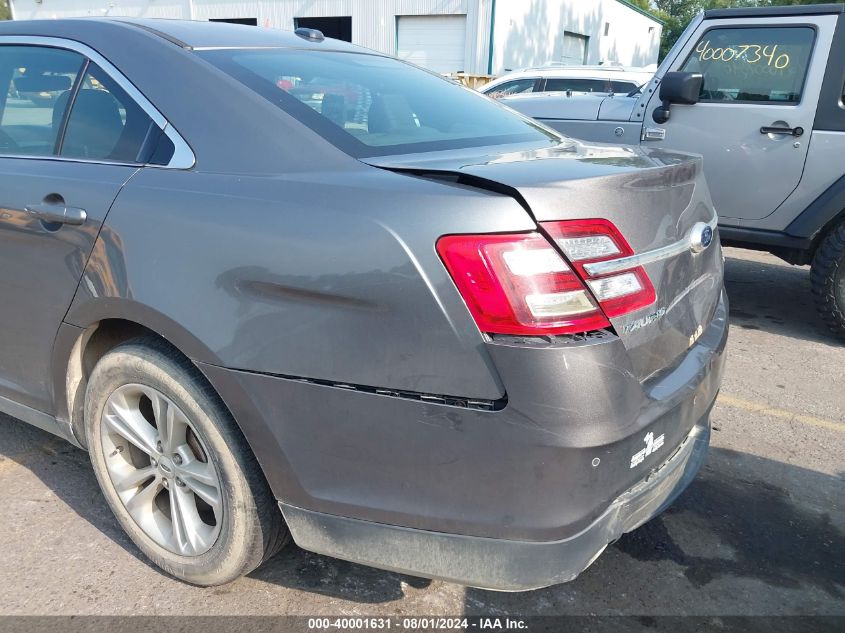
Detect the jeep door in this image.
<box><xmin>642</xmin><ymin>15</ymin><xmax>838</xmax><ymax>222</ymax></box>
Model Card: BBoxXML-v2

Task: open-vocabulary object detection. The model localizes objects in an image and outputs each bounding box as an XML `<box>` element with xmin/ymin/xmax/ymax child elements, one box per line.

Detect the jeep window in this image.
<box><xmin>680</xmin><ymin>27</ymin><xmax>815</xmax><ymax>104</ymax></box>
<box><xmin>199</xmin><ymin>49</ymin><xmax>558</xmax><ymax>158</ymax></box>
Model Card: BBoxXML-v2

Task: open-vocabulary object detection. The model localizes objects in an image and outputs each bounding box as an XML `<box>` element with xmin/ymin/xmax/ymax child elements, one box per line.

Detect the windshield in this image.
<box><xmin>199</xmin><ymin>49</ymin><xmax>559</xmax><ymax>158</ymax></box>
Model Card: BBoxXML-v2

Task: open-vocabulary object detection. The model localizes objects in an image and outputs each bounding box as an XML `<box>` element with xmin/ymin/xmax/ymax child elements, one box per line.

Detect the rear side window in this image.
<box><xmin>199</xmin><ymin>49</ymin><xmax>557</xmax><ymax>158</ymax></box>
<box><xmin>680</xmin><ymin>26</ymin><xmax>815</xmax><ymax>104</ymax></box>
<box><xmin>544</xmin><ymin>78</ymin><xmax>637</xmax><ymax>94</ymax></box>
<box><xmin>60</xmin><ymin>63</ymin><xmax>155</xmax><ymax>162</ymax></box>
<box><xmin>484</xmin><ymin>78</ymin><xmax>538</xmax><ymax>97</ymax></box>
<box><xmin>0</xmin><ymin>45</ymin><xmax>85</xmax><ymax>156</ymax></box>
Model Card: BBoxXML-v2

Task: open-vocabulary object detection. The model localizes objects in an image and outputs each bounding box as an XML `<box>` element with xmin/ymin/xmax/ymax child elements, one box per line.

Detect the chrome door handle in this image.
<box><xmin>760</xmin><ymin>125</ymin><xmax>804</xmax><ymax>137</ymax></box>
<box><xmin>26</xmin><ymin>203</ymin><xmax>87</xmax><ymax>226</ymax></box>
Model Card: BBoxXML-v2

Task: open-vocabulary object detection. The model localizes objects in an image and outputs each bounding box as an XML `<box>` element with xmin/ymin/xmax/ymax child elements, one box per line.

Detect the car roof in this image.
<box><xmin>0</xmin><ymin>17</ymin><xmax>368</xmax><ymax>53</ymax></box>
<box><xmin>489</xmin><ymin>67</ymin><xmax>649</xmax><ymax>82</ymax></box>
<box><xmin>704</xmin><ymin>3</ymin><xmax>844</xmax><ymax>19</ymax></box>
<box><xmin>511</xmin><ymin>67</ymin><xmax>645</xmax><ymax>78</ymax></box>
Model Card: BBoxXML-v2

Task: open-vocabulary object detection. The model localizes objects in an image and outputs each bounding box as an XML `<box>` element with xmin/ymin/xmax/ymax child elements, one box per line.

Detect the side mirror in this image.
<box><xmin>660</xmin><ymin>72</ymin><xmax>703</xmax><ymax>104</ymax></box>
<box><xmin>653</xmin><ymin>72</ymin><xmax>703</xmax><ymax>124</ymax></box>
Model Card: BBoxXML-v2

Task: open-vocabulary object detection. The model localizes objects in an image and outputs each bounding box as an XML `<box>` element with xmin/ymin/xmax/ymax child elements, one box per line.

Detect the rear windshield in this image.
<box><xmin>198</xmin><ymin>49</ymin><xmax>557</xmax><ymax>158</ymax></box>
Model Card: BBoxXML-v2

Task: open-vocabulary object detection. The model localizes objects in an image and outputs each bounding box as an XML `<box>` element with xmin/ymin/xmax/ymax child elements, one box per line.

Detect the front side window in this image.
<box><xmin>0</xmin><ymin>45</ymin><xmax>85</xmax><ymax>156</ymax></box>
<box><xmin>199</xmin><ymin>49</ymin><xmax>557</xmax><ymax>157</ymax></box>
<box><xmin>484</xmin><ymin>78</ymin><xmax>538</xmax><ymax>98</ymax></box>
<box><xmin>680</xmin><ymin>26</ymin><xmax>815</xmax><ymax>104</ymax></box>
<box><xmin>60</xmin><ymin>63</ymin><xmax>155</xmax><ymax>162</ymax></box>
<box><xmin>611</xmin><ymin>80</ymin><xmax>639</xmax><ymax>94</ymax></box>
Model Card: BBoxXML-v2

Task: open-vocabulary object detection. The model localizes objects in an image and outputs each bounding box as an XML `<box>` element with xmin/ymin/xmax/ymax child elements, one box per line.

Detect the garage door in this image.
<box><xmin>562</xmin><ymin>31</ymin><xmax>589</xmax><ymax>65</ymax></box>
<box><xmin>397</xmin><ymin>15</ymin><xmax>466</xmax><ymax>74</ymax></box>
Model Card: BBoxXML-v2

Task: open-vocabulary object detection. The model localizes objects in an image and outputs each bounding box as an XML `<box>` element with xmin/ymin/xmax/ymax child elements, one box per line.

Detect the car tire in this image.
<box><xmin>811</xmin><ymin>220</ymin><xmax>845</xmax><ymax>339</ymax></box>
<box><xmin>84</xmin><ymin>336</ymin><xmax>288</xmax><ymax>585</ymax></box>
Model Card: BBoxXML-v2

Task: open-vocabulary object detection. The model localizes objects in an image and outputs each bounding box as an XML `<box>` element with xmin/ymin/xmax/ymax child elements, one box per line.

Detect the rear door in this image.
<box><xmin>0</xmin><ymin>41</ymin><xmax>163</xmax><ymax>414</ymax></box>
<box><xmin>642</xmin><ymin>15</ymin><xmax>837</xmax><ymax>221</ymax></box>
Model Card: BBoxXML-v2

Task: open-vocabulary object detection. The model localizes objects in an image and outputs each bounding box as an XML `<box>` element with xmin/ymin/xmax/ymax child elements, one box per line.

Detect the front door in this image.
<box><xmin>643</xmin><ymin>16</ymin><xmax>837</xmax><ymax>221</ymax></box>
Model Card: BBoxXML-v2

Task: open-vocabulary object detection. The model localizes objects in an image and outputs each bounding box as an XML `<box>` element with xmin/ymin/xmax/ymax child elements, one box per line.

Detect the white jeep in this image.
<box><xmin>500</xmin><ymin>3</ymin><xmax>845</xmax><ymax>337</ymax></box>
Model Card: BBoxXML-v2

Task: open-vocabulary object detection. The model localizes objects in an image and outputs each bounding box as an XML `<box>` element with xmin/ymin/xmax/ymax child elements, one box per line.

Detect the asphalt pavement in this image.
<box><xmin>0</xmin><ymin>247</ymin><xmax>842</xmax><ymax>622</ymax></box>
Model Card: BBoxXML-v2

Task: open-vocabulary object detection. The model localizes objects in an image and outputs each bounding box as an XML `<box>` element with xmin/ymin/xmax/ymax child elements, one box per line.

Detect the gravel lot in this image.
<box><xmin>0</xmin><ymin>247</ymin><xmax>842</xmax><ymax>623</ymax></box>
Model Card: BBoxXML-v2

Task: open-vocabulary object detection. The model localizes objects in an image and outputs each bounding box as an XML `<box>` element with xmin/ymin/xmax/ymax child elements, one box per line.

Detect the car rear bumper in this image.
<box><xmin>199</xmin><ymin>290</ymin><xmax>728</xmax><ymax>588</ymax></box>
<box><xmin>280</xmin><ymin>417</ymin><xmax>710</xmax><ymax>591</ymax></box>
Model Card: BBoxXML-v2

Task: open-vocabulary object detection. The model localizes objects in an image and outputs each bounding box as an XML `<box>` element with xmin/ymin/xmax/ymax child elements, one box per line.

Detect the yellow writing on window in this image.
<box><xmin>695</xmin><ymin>41</ymin><xmax>790</xmax><ymax>69</ymax></box>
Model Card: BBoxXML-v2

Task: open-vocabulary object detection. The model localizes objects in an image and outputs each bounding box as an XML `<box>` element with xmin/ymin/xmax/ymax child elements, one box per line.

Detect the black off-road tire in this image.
<box><xmin>810</xmin><ymin>220</ymin><xmax>845</xmax><ymax>339</ymax></box>
<box><xmin>85</xmin><ymin>336</ymin><xmax>289</xmax><ymax>585</ymax></box>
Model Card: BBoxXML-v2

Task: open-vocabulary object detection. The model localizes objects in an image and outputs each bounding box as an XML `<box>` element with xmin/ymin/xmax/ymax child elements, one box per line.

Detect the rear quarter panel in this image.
<box><xmin>66</xmin><ymin>166</ymin><xmax>538</xmax><ymax>401</ymax></box>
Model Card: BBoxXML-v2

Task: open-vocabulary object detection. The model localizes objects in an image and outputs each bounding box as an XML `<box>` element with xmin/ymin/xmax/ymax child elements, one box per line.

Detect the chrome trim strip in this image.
<box><xmin>0</xmin><ymin>36</ymin><xmax>195</xmax><ymax>169</ymax></box>
<box><xmin>583</xmin><ymin>217</ymin><xmax>718</xmax><ymax>276</ymax></box>
<box><xmin>0</xmin><ymin>153</ymin><xmax>141</xmax><ymax>168</ymax></box>
<box><xmin>162</xmin><ymin>124</ymin><xmax>196</xmax><ymax>170</ymax></box>
<box><xmin>192</xmin><ymin>45</ymin><xmax>291</xmax><ymax>51</ymax></box>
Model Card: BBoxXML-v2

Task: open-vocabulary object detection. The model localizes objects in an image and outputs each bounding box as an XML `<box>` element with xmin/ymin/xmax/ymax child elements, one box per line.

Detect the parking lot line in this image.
<box><xmin>718</xmin><ymin>394</ymin><xmax>845</xmax><ymax>434</ymax></box>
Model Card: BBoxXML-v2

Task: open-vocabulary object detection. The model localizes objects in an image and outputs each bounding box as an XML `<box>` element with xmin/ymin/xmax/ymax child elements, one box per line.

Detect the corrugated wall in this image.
<box><xmin>195</xmin><ymin>1</ymin><xmax>264</xmax><ymax>21</ymax></box>
<box><xmin>10</xmin><ymin>0</ymin><xmax>191</xmax><ymax>19</ymax></box>
<box><xmin>8</xmin><ymin>0</ymin><xmax>495</xmax><ymax>75</ymax></box>
<box><xmin>490</xmin><ymin>0</ymin><xmax>661</xmax><ymax>73</ymax></box>
<box><xmin>237</xmin><ymin>0</ymin><xmax>486</xmax><ymax>73</ymax></box>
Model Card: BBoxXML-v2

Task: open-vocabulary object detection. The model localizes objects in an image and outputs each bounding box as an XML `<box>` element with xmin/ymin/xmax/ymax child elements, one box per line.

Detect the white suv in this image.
<box><xmin>480</xmin><ymin>64</ymin><xmax>655</xmax><ymax>98</ymax></box>
<box><xmin>497</xmin><ymin>4</ymin><xmax>845</xmax><ymax>337</ymax></box>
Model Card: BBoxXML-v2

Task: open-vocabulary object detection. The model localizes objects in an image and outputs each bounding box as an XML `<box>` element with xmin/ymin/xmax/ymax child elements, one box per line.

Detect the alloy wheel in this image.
<box><xmin>100</xmin><ymin>384</ymin><xmax>223</xmax><ymax>556</ymax></box>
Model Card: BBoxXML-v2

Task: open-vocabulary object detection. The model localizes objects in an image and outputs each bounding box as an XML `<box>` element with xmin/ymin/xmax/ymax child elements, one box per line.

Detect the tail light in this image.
<box><xmin>541</xmin><ymin>219</ymin><xmax>656</xmax><ymax>318</ymax></box>
<box><xmin>437</xmin><ymin>219</ymin><xmax>655</xmax><ymax>336</ymax></box>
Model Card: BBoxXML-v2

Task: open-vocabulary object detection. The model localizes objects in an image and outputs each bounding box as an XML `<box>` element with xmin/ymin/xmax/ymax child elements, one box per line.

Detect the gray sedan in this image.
<box><xmin>0</xmin><ymin>18</ymin><xmax>727</xmax><ymax>590</ymax></box>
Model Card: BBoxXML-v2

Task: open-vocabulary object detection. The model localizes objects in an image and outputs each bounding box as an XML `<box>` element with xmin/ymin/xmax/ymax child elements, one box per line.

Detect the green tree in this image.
<box><xmin>0</xmin><ymin>2</ymin><xmax>9</xmax><ymax>21</ymax></box>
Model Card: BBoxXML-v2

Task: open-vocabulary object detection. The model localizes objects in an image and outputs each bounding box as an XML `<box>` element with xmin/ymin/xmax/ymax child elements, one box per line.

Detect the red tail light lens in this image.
<box><xmin>437</xmin><ymin>219</ymin><xmax>656</xmax><ymax>336</ymax></box>
<box><xmin>541</xmin><ymin>219</ymin><xmax>656</xmax><ymax>318</ymax></box>
<box><xmin>436</xmin><ymin>232</ymin><xmax>610</xmax><ymax>336</ymax></box>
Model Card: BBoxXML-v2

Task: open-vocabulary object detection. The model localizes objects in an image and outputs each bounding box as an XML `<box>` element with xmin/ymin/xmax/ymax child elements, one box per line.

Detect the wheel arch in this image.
<box><xmin>55</xmin><ymin>299</ymin><xmax>225</xmax><ymax>449</ymax></box>
<box><xmin>812</xmin><ymin>207</ymin><xmax>845</xmax><ymax>259</ymax></box>
<box><xmin>786</xmin><ymin>172</ymin><xmax>845</xmax><ymax>261</ymax></box>
<box><xmin>53</xmin><ymin>302</ymin><xmax>300</xmax><ymax>504</ymax></box>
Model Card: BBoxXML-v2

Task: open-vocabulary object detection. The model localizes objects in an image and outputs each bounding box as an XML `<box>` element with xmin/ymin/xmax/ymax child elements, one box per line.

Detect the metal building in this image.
<box><xmin>8</xmin><ymin>0</ymin><xmax>663</xmax><ymax>75</ymax></box>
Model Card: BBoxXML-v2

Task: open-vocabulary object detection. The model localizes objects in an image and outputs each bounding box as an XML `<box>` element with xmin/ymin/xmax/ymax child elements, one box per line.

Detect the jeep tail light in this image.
<box><xmin>541</xmin><ymin>219</ymin><xmax>656</xmax><ymax>318</ymax></box>
<box><xmin>437</xmin><ymin>219</ymin><xmax>655</xmax><ymax>336</ymax></box>
<box><xmin>436</xmin><ymin>232</ymin><xmax>610</xmax><ymax>335</ymax></box>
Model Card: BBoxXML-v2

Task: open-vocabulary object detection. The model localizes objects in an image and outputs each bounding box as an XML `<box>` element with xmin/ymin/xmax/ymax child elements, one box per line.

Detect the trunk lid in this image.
<box><xmin>364</xmin><ymin>140</ymin><xmax>723</xmax><ymax>381</ymax></box>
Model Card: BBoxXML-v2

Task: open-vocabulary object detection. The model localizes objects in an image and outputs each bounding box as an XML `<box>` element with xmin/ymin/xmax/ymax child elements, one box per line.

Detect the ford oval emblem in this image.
<box><xmin>689</xmin><ymin>222</ymin><xmax>714</xmax><ymax>254</ymax></box>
